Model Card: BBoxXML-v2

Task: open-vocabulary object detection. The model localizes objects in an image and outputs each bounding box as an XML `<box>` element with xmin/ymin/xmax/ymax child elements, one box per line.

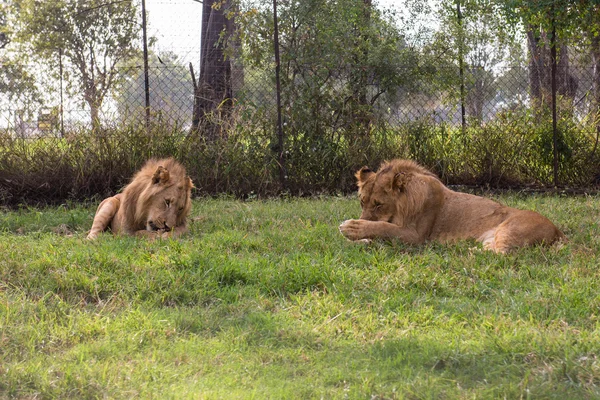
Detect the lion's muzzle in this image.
<box><xmin>147</xmin><ymin>220</ymin><xmax>173</xmax><ymax>232</ymax></box>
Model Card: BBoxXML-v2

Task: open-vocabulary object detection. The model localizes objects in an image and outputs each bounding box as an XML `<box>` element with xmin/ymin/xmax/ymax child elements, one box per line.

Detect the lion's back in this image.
<box><xmin>430</xmin><ymin>189</ymin><xmax>511</xmax><ymax>242</ymax></box>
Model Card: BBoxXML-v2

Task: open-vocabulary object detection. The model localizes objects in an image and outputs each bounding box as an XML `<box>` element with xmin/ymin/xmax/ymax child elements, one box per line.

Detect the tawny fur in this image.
<box><xmin>339</xmin><ymin>159</ymin><xmax>565</xmax><ymax>253</ymax></box>
<box><xmin>87</xmin><ymin>158</ymin><xmax>194</xmax><ymax>240</ymax></box>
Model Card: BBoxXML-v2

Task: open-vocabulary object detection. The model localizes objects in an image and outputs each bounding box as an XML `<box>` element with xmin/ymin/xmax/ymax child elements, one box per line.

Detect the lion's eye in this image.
<box><xmin>165</xmin><ymin>199</ymin><xmax>171</xmax><ymax>208</ymax></box>
<box><xmin>373</xmin><ymin>201</ymin><xmax>383</xmax><ymax>210</ymax></box>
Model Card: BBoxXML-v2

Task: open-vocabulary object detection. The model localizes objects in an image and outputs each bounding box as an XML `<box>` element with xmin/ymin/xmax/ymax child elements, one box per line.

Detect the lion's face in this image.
<box><xmin>354</xmin><ymin>160</ymin><xmax>435</xmax><ymax>226</ymax></box>
<box><xmin>145</xmin><ymin>183</ymin><xmax>192</xmax><ymax>232</ymax></box>
<box><xmin>355</xmin><ymin>166</ymin><xmax>402</xmax><ymax>223</ymax></box>
<box><xmin>136</xmin><ymin>163</ymin><xmax>193</xmax><ymax>233</ymax></box>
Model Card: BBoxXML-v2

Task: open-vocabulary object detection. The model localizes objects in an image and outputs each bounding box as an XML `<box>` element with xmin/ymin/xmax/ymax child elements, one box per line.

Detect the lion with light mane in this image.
<box><xmin>87</xmin><ymin>158</ymin><xmax>193</xmax><ymax>240</ymax></box>
<box><xmin>339</xmin><ymin>159</ymin><xmax>565</xmax><ymax>253</ymax></box>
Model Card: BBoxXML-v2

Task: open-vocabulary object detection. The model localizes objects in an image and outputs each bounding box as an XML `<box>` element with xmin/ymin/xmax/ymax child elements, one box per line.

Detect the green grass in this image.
<box><xmin>1</xmin><ymin>194</ymin><xmax>599</xmax><ymax>399</ymax></box>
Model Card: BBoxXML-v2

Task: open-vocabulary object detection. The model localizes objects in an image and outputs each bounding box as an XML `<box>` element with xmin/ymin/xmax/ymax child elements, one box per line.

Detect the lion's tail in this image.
<box><xmin>87</xmin><ymin>196</ymin><xmax>120</xmax><ymax>240</ymax></box>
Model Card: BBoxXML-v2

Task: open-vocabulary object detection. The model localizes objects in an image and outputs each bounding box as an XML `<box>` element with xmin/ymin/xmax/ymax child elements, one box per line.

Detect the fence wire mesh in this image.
<box><xmin>1</xmin><ymin>0</ymin><xmax>599</xmax><ymax>203</ymax></box>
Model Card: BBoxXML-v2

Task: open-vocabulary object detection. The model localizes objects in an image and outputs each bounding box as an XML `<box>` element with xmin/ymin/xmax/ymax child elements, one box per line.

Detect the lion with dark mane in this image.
<box><xmin>87</xmin><ymin>158</ymin><xmax>193</xmax><ymax>240</ymax></box>
<box><xmin>339</xmin><ymin>159</ymin><xmax>565</xmax><ymax>253</ymax></box>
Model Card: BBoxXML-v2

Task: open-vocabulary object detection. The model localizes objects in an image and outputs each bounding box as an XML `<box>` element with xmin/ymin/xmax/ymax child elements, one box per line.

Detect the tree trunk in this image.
<box><xmin>191</xmin><ymin>0</ymin><xmax>235</xmax><ymax>139</ymax></box>
<box><xmin>84</xmin><ymin>86</ymin><xmax>102</xmax><ymax>131</ymax></box>
<box><xmin>527</xmin><ymin>27</ymin><xmax>546</xmax><ymax>107</ymax></box>
<box><xmin>527</xmin><ymin>25</ymin><xmax>577</xmax><ymax>111</ymax></box>
<box><xmin>90</xmin><ymin>103</ymin><xmax>100</xmax><ymax>131</ymax></box>
<box><xmin>466</xmin><ymin>67</ymin><xmax>485</xmax><ymax>122</ymax></box>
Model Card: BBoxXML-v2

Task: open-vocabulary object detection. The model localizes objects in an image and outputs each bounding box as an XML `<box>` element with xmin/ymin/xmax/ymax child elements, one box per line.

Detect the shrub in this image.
<box><xmin>0</xmin><ymin>109</ymin><xmax>598</xmax><ymax>206</ymax></box>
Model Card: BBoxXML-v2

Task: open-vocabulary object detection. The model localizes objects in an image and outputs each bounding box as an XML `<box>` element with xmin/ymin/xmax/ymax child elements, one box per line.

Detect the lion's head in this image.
<box><xmin>121</xmin><ymin>158</ymin><xmax>194</xmax><ymax>234</ymax></box>
<box><xmin>355</xmin><ymin>159</ymin><xmax>437</xmax><ymax>224</ymax></box>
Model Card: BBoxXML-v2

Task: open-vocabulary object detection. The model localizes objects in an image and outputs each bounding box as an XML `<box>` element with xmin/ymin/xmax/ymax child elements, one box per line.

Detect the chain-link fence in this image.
<box><xmin>1</xmin><ymin>0</ymin><xmax>599</xmax><ymax>204</ymax></box>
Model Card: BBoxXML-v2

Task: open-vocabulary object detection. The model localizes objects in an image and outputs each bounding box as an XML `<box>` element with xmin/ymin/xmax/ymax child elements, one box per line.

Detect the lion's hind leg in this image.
<box><xmin>478</xmin><ymin>229</ymin><xmax>498</xmax><ymax>252</ymax></box>
<box><xmin>480</xmin><ymin>211</ymin><xmax>563</xmax><ymax>254</ymax></box>
<box><xmin>87</xmin><ymin>196</ymin><xmax>121</xmax><ymax>240</ymax></box>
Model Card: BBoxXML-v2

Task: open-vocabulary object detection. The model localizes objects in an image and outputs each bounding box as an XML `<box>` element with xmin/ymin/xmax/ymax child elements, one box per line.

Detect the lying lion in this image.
<box><xmin>87</xmin><ymin>158</ymin><xmax>194</xmax><ymax>240</ymax></box>
<box><xmin>339</xmin><ymin>159</ymin><xmax>565</xmax><ymax>253</ymax></box>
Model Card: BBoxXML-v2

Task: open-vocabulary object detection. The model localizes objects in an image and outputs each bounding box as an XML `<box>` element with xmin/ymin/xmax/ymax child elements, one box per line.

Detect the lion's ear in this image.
<box><xmin>151</xmin><ymin>166</ymin><xmax>170</xmax><ymax>185</ymax></box>
<box><xmin>393</xmin><ymin>172</ymin><xmax>412</xmax><ymax>191</ymax></box>
<box><xmin>355</xmin><ymin>166</ymin><xmax>374</xmax><ymax>185</ymax></box>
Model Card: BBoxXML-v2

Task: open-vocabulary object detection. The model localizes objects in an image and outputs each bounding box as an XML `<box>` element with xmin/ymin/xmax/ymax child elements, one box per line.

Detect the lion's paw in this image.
<box><xmin>157</xmin><ymin>230</ymin><xmax>172</xmax><ymax>239</ymax></box>
<box><xmin>339</xmin><ymin>219</ymin><xmax>367</xmax><ymax>241</ymax></box>
<box><xmin>86</xmin><ymin>232</ymin><xmax>98</xmax><ymax>240</ymax></box>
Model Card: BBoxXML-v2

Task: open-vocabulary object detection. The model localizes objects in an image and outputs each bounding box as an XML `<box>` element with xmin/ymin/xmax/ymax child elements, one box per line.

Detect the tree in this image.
<box><xmin>495</xmin><ymin>0</ymin><xmax>585</xmax><ymax>185</ymax></box>
<box><xmin>232</xmin><ymin>0</ymin><xmax>421</xmax><ymax>190</ymax></box>
<box><xmin>11</xmin><ymin>0</ymin><xmax>140</xmax><ymax>129</ymax></box>
<box><xmin>430</xmin><ymin>0</ymin><xmax>518</xmax><ymax>123</ymax></box>
<box><xmin>569</xmin><ymin>2</ymin><xmax>600</xmax><ymax>159</ymax></box>
<box><xmin>238</xmin><ymin>0</ymin><xmax>420</xmax><ymax>135</ymax></box>
<box><xmin>526</xmin><ymin>27</ymin><xmax>577</xmax><ymax>107</ymax></box>
<box><xmin>0</xmin><ymin>59</ymin><xmax>40</xmax><ymax>108</ymax></box>
<box><xmin>495</xmin><ymin>0</ymin><xmax>578</xmax><ymax>109</ymax></box>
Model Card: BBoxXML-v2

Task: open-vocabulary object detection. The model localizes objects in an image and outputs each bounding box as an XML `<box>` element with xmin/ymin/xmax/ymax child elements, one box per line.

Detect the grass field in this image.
<box><xmin>1</xmin><ymin>193</ymin><xmax>599</xmax><ymax>399</ymax></box>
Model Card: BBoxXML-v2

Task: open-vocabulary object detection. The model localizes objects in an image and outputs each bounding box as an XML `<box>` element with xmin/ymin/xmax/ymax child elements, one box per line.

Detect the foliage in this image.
<box><xmin>235</xmin><ymin>0</ymin><xmax>423</xmax><ymax>173</ymax></box>
<box><xmin>2</xmin><ymin>0</ymin><xmax>600</xmax><ymax>204</ymax></box>
<box><xmin>0</xmin><ymin>57</ymin><xmax>40</xmax><ymax>111</ymax></box>
<box><xmin>424</xmin><ymin>0</ymin><xmax>526</xmax><ymax>123</ymax></box>
<box><xmin>0</xmin><ymin>1</ymin><xmax>8</xmax><ymax>49</ymax></box>
<box><xmin>0</xmin><ymin>123</ymin><xmax>187</xmax><ymax>205</ymax></box>
<box><xmin>0</xmin><ymin>195</ymin><xmax>599</xmax><ymax>397</ymax></box>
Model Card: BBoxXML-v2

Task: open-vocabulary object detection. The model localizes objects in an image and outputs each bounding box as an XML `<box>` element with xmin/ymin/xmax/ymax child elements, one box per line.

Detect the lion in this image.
<box><xmin>339</xmin><ymin>159</ymin><xmax>565</xmax><ymax>253</ymax></box>
<box><xmin>87</xmin><ymin>158</ymin><xmax>194</xmax><ymax>240</ymax></box>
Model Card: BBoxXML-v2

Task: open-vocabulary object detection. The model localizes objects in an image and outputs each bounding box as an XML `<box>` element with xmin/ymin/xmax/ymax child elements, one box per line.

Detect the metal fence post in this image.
<box><xmin>550</xmin><ymin>13</ymin><xmax>559</xmax><ymax>187</ymax></box>
<box><xmin>141</xmin><ymin>0</ymin><xmax>151</xmax><ymax>130</ymax></box>
<box><xmin>457</xmin><ymin>0</ymin><xmax>466</xmax><ymax>134</ymax></box>
<box><xmin>273</xmin><ymin>0</ymin><xmax>285</xmax><ymax>190</ymax></box>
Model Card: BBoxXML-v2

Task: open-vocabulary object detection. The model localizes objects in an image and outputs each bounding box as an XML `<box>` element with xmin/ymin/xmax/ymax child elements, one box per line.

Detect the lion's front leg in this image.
<box><xmin>133</xmin><ymin>229</ymin><xmax>161</xmax><ymax>239</ymax></box>
<box><xmin>158</xmin><ymin>225</ymin><xmax>188</xmax><ymax>239</ymax></box>
<box><xmin>339</xmin><ymin>219</ymin><xmax>423</xmax><ymax>244</ymax></box>
<box><xmin>87</xmin><ymin>196</ymin><xmax>121</xmax><ymax>240</ymax></box>
<box><xmin>133</xmin><ymin>225</ymin><xmax>189</xmax><ymax>240</ymax></box>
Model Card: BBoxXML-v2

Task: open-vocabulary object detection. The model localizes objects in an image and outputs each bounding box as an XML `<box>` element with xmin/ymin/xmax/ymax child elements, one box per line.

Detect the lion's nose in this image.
<box><xmin>148</xmin><ymin>221</ymin><xmax>159</xmax><ymax>230</ymax></box>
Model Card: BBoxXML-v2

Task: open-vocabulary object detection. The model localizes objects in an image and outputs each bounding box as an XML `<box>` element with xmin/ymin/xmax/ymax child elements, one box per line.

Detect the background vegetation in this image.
<box><xmin>0</xmin><ymin>111</ymin><xmax>597</xmax><ymax>206</ymax></box>
<box><xmin>1</xmin><ymin>1</ymin><xmax>600</xmax><ymax>205</ymax></box>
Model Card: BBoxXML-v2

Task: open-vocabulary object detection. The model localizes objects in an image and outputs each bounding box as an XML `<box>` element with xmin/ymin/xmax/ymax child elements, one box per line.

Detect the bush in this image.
<box><xmin>0</xmin><ymin>109</ymin><xmax>598</xmax><ymax>206</ymax></box>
